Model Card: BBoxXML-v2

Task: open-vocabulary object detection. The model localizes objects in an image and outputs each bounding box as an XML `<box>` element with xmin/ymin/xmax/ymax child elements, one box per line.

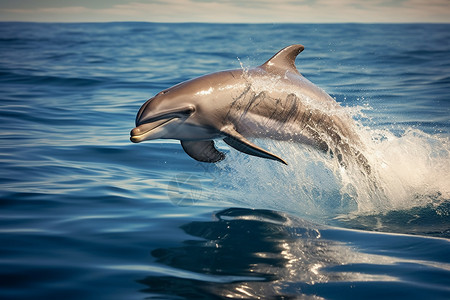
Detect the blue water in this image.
<box><xmin>0</xmin><ymin>22</ymin><xmax>449</xmax><ymax>299</ymax></box>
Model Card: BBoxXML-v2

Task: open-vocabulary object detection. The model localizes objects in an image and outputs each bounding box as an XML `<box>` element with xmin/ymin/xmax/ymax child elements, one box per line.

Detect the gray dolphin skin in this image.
<box><xmin>131</xmin><ymin>44</ymin><xmax>369</xmax><ymax>171</ymax></box>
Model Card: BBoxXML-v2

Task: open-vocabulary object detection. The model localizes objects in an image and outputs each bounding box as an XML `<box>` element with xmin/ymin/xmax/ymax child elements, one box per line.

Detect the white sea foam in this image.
<box><xmin>357</xmin><ymin>125</ymin><xmax>450</xmax><ymax>210</ymax></box>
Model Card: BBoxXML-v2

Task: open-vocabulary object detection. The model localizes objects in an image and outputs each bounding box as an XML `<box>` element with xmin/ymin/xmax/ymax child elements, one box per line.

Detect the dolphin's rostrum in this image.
<box><xmin>131</xmin><ymin>44</ymin><xmax>369</xmax><ymax>171</ymax></box>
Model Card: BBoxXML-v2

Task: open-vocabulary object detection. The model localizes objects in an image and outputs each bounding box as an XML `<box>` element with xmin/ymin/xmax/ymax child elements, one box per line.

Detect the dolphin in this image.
<box><xmin>130</xmin><ymin>44</ymin><xmax>369</xmax><ymax>171</ymax></box>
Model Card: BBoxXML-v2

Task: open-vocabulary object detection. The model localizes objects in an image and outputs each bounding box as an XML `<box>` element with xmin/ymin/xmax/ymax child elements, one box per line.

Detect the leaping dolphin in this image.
<box><xmin>131</xmin><ymin>44</ymin><xmax>369</xmax><ymax>171</ymax></box>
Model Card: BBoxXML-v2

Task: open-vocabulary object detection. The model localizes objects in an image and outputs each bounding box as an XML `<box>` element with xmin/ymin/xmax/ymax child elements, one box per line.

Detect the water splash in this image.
<box><xmin>209</xmin><ymin>108</ymin><xmax>449</xmax><ymax>221</ymax></box>
<box><xmin>359</xmin><ymin>126</ymin><xmax>449</xmax><ymax>209</ymax></box>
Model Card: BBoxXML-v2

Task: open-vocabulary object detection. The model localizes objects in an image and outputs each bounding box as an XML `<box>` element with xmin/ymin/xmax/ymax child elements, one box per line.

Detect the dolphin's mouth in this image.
<box><xmin>130</xmin><ymin>117</ymin><xmax>177</xmax><ymax>143</ymax></box>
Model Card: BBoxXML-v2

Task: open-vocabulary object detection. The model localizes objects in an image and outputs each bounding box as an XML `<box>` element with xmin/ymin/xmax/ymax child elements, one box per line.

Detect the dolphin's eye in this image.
<box><xmin>178</xmin><ymin>105</ymin><xmax>195</xmax><ymax>117</ymax></box>
<box><xmin>184</xmin><ymin>105</ymin><xmax>195</xmax><ymax>115</ymax></box>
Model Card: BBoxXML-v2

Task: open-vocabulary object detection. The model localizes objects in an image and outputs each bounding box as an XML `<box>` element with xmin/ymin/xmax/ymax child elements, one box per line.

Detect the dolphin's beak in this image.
<box><xmin>130</xmin><ymin>103</ymin><xmax>195</xmax><ymax>143</ymax></box>
<box><xmin>130</xmin><ymin>117</ymin><xmax>177</xmax><ymax>143</ymax></box>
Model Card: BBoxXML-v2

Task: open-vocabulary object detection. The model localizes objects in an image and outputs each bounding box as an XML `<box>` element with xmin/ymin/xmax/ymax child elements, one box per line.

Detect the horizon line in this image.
<box><xmin>1</xmin><ymin>20</ymin><xmax>449</xmax><ymax>25</ymax></box>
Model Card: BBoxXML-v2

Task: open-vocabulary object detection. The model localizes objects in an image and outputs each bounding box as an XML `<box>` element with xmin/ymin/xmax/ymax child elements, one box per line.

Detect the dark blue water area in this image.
<box><xmin>0</xmin><ymin>22</ymin><xmax>449</xmax><ymax>299</ymax></box>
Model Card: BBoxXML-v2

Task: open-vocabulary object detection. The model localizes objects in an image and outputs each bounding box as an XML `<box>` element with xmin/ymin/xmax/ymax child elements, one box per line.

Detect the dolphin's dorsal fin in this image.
<box><xmin>261</xmin><ymin>44</ymin><xmax>304</xmax><ymax>74</ymax></box>
<box><xmin>221</xmin><ymin>126</ymin><xmax>287</xmax><ymax>165</ymax></box>
<box><xmin>181</xmin><ymin>140</ymin><xmax>225</xmax><ymax>163</ymax></box>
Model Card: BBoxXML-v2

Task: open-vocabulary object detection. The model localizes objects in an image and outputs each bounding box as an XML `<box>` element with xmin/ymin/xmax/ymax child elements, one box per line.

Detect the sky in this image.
<box><xmin>0</xmin><ymin>0</ymin><xmax>449</xmax><ymax>23</ymax></box>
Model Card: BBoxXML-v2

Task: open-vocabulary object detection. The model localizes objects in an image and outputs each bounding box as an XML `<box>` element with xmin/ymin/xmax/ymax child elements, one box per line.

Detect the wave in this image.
<box><xmin>0</xmin><ymin>71</ymin><xmax>106</xmax><ymax>87</ymax></box>
<box><xmin>138</xmin><ymin>207</ymin><xmax>450</xmax><ymax>299</ymax></box>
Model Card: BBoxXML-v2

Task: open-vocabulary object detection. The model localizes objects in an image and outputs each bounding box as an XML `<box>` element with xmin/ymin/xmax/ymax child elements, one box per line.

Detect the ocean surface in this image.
<box><xmin>0</xmin><ymin>22</ymin><xmax>449</xmax><ymax>299</ymax></box>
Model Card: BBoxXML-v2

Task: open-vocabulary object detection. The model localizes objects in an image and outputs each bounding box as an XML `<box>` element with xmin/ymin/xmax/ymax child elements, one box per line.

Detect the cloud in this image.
<box><xmin>99</xmin><ymin>0</ymin><xmax>313</xmax><ymax>22</ymax></box>
<box><xmin>0</xmin><ymin>0</ymin><xmax>449</xmax><ymax>23</ymax></box>
<box><xmin>4</xmin><ymin>6</ymin><xmax>89</xmax><ymax>15</ymax></box>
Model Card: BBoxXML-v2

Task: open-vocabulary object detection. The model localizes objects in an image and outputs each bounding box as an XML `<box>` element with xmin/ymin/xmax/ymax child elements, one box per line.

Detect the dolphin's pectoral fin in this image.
<box><xmin>221</xmin><ymin>127</ymin><xmax>287</xmax><ymax>165</ymax></box>
<box><xmin>181</xmin><ymin>140</ymin><xmax>225</xmax><ymax>163</ymax></box>
<box><xmin>223</xmin><ymin>136</ymin><xmax>287</xmax><ymax>165</ymax></box>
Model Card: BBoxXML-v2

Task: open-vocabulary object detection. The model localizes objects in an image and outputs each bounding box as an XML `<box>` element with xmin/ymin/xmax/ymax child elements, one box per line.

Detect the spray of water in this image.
<box><xmin>358</xmin><ymin>124</ymin><xmax>450</xmax><ymax>209</ymax></box>
<box><xmin>209</xmin><ymin>105</ymin><xmax>449</xmax><ymax>220</ymax></box>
